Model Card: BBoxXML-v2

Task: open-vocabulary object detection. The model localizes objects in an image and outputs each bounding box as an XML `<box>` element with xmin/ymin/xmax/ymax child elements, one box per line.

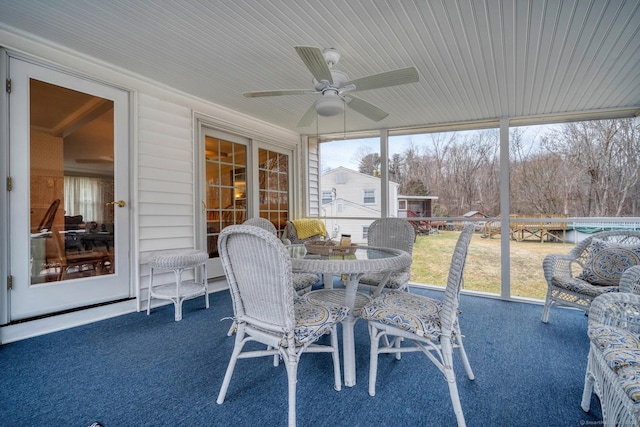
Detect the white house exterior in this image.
<box><xmin>320</xmin><ymin>167</ymin><xmax>399</xmax><ymax>243</ymax></box>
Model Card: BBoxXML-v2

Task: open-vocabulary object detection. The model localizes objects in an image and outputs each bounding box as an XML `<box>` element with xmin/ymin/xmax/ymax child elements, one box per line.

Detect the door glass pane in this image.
<box><xmin>258</xmin><ymin>148</ymin><xmax>289</xmax><ymax>234</ymax></box>
<box><xmin>29</xmin><ymin>79</ymin><xmax>115</xmax><ymax>284</ymax></box>
<box><xmin>205</xmin><ymin>137</ymin><xmax>247</xmax><ymax>258</ymax></box>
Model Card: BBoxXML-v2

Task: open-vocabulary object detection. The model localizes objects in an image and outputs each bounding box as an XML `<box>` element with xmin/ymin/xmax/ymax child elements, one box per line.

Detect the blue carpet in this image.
<box><xmin>0</xmin><ymin>286</ymin><xmax>603</xmax><ymax>427</ymax></box>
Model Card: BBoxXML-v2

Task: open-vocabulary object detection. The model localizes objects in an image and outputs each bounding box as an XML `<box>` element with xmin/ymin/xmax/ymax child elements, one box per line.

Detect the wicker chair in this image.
<box><xmin>216</xmin><ymin>225</ymin><xmax>348</xmax><ymax>427</ymax></box>
<box><xmin>358</xmin><ymin>218</ymin><xmax>415</xmax><ymax>296</ymax></box>
<box><xmin>581</xmin><ymin>292</ymin><xmax>640</xmax><ymax>425</ymax></box>
<box><xmin>541</xmin><ymin>230</ymin><xmax>640</xmax><ymax>323</ymax></box>
<box><xmin>362</xmin><ymin>224</ymin><xmax>475</xmax><ymax>427</ymax></box>
<box><xmin>244</xmin><ymin>218</ymin><xmax>319</xmax><ymax>294</ymax></box>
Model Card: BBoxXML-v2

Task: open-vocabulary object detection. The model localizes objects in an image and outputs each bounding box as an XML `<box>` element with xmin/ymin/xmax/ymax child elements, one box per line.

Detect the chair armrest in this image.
<box><xmin>588</xmin><ymin>292</ymin><xmax>640</xmax><ymax>333</ymax></box>
<box><xmin>620</xmin><ymin>266</ymin><xmax>640</xmax><ymax>294</ymax></box>
<box><xmin>543</xmin><ymin>253</ymin><xmax>578</xmax><ymax>284</ymax></box>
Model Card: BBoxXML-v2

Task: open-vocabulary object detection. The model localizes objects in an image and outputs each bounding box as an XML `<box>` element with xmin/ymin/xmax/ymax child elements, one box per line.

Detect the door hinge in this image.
<box><xmin>5</xmin><ymin>78</ymin><xmax>11</xmax><ymax>93</ymax></box>
<box><xmin>7</xmin><ymin>275</ymin><xmax>13</xmax><ymax>290</ymax></box>
<box><xmin>6</xmin><ymin>177</ymin><xmax>12</xmax><ymax>191</ymax></box>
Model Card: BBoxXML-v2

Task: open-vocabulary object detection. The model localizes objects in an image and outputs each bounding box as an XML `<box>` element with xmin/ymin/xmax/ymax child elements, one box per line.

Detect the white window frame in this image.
<box><xmin>363</xmin><ymin>189</ymin><xmax>376</xmax><ymax>204</ymax></box>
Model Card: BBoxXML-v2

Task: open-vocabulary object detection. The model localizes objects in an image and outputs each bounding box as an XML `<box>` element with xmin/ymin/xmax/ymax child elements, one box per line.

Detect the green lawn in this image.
<box><xmin>410</xmin><ymin>230</ymin><xmax>575</xmax><ymax>300</ymax></box>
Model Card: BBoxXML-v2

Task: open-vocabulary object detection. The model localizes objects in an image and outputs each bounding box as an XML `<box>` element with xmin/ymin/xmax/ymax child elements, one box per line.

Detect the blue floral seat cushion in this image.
<box><xmin>588</xmin><ymin>324</ymin><xmax>640</xmax><ymax>352</ymax></box>
<box><xmin>291</xmin><ymin>300</ymin><xmax>348</xmax><ymax>346</ymax></box>
<box><xmin>589</xmin><ymin>323</ymin><xmax>640</xmax><ymax>405</ymax></box>
<box><xmin>359</xmin><ymin>270</ymin><xmax>411</xmax><ymax>290</ymax></box>
<box><xmin>603</xmin><ymin>348</ymin><xmax>640</xmax><ymax>373</ymax></box>
<box><xmin>551</xmin><ymin>276</ymin><xmax>619</xmax><ymax>297</ymax></box>
<box><xmin>577</xmin><ymin>238</ymin><xmax>640</xmax><ymax>286</ymax></box>
<box><xmin>615</xmin><ymin>365</ymin><xmax>640</xmax><ymax>405</ymax></box>
<box><xmin>292</xmin><ymin>273</ymin><xmax>319</xmax><ymax>292</ymax></box>
<box><xmin>361</xmin><ymin>291</ymin><xmax>448</xmax><ymax>340</ymax></box>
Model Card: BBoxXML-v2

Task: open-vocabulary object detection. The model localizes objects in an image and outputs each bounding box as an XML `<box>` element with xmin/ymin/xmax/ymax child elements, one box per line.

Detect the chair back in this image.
<box><xmin>441</xmin><ymin>223</ymin><xmax>475</xmax><ymax>337</ymax></box>
<box><xmin>570</xmin><ymin>230</ymin><xmax>640</xmax><ymax>268</ymax></box>
<box><xmin>283</xmin><ymin>220</ymin><xmax>326</xmax><ymax>244</ymax></box>
<box><xmin>35</xmin><ymin>198</ymin><xmax>60</xmax><ymax>232</ymax></box>
<box><xmin>367</xmin><ymin>218</ymin><xmax>415</xmax><ymax>255</ymax></box>
<box><xmin>244</xmin><ymin>217</ymin><xmax>278</xmax><ymax>235</ymax></box>
<box><xmin>218</xmin><ymin>225</ymin><xmax>296</xmax><ymax>333</ymax></box>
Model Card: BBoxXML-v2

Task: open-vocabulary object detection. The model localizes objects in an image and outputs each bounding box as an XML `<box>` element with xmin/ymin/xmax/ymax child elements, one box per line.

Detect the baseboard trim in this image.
<box><xmin>1</xmin><ymin>279</ymin><xmax>230</xmax><ymax>345</ymax></box>
<box><xmin>0</xmin><ymin>299</ymin><xmax>137</xmax><ymax>344</ymax></box>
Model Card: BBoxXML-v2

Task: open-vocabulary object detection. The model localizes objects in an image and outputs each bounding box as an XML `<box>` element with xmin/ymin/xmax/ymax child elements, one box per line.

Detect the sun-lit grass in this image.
<box><xmin>410</xmin><ymin>230</ymin><xmax>576</xmax><ymax>300</ymax></box>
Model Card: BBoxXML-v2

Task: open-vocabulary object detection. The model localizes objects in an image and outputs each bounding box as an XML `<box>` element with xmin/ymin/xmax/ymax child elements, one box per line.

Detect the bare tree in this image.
<box><xmin>347</xmin><ymin>118</ymin><xmax>639</xmax><ymax>218</ymax></box>
<box><xmin>357</xmin><ymin>152</ymin><xmax>380</xmax><ymax>176</ymax></box>
<box><xmin>542</xmin><ymin>119</ymin><xmax>639</xmax><ymax>216</ymax></box>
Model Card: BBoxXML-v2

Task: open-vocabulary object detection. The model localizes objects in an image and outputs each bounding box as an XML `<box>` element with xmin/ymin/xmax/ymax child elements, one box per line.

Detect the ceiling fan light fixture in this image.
<box><xmin>314</xmin><ymin>92</ymin><xmax>344</xmax><ymax>116</ymax></box>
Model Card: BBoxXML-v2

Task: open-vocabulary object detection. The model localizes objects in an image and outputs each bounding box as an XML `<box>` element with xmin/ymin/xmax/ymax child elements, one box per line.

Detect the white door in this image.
<box><xmin>8</xmin><ymin>56</ymin><xmax>131</xmax><ymax>320</ymax></box>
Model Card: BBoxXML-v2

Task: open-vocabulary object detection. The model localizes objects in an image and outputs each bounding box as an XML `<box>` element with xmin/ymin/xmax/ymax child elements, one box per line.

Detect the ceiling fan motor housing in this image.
<box><xmin>313</xmin><ymin>69</ymin><xmax>349</xmax><ymax>91</ymax></box>
<box><xmin>314</xmin><ymin>91</ymin><xmax>344</xmax><ymax>116</ymax></box>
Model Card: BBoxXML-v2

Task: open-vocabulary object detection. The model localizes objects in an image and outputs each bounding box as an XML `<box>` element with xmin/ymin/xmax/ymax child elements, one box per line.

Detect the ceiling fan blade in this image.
<box><xmin>243</xmin><ymin>89</ymin><xmax>315</xmax><ymax>98</ymax></box>
<box><xmin>345</xmin><ymin>67</ymin><xmax>419</xmax><ymax>92</ymax></box>
<box><xmin>297</xmin><ymin>104</ymin><xmax>318</xmax><ymax>127</ymax></box>
<box><xmin>294</xmin><ymin>46</ymin><xmax>333</xmax><ymax>84</ymax></box>
<box><xmin>346</xmin><ymin>96</ymin><xmax>389</xmax><ymax>122</ymax></box>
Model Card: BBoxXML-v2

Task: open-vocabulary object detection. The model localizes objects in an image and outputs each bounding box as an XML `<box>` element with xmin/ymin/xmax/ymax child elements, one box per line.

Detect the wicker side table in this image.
<box><xmin>146</xmin><ymin>250</ymin><xmax>209</xmax><ymax>321</ymax></box>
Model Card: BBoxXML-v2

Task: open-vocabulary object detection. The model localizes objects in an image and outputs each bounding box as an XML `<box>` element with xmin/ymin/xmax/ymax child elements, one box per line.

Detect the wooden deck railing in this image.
<box><xmin>483</xmin><ymin>214</ymin><xmax>568</xmax><ymax>242</ymax></box>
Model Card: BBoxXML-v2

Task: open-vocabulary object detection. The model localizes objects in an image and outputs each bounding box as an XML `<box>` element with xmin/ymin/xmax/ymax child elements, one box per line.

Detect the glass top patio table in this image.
<box><xmin>287</xmin><ymin>244</ymin><xmax>412</xmax><ymax>387</ymax></box>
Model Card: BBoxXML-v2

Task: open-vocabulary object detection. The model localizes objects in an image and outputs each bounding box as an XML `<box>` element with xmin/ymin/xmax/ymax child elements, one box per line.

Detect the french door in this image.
<box><xmin>7</xmin><ymin>56</ymin><xmax>131</xmax><ymax>320</ymax></box>
<box><xmin>198</xmin><ymin>125</ymin><xmax>292</xmax><ymax>279</ymax></box>
<box><xmin>201</xmin><ymin>129</ymin><xmax>249</xmax><ymax>278</ymax></box>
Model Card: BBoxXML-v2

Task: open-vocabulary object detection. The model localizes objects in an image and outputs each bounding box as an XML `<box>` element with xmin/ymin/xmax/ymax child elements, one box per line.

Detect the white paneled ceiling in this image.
<box><xmin>0</xmin><ymin>0</ymin><xmax>638</xmax><ymax>134</ymax></box>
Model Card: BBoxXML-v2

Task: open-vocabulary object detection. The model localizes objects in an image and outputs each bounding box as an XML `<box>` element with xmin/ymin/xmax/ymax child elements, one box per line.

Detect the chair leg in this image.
<box><xmin>202</xmin><ymin>263</ymin><xmax>210</xmax><ymax>310</ymax></box>
<box><xmin>541</xmin><ymin>290</ymin><xmax>553</xmax><ymax>323</ymax></box>
<box><xmin>174</xmin><ymin>298</ymin><xmax>183</xmax><ymax>322</ymax></box>
<box><xmin>283</xmin><ymin>356</ymin><xmax>299</xmax><ymax>427</ymax></box>
<box><xmin>172</xmin><ymin>268</ymin><xmax>184</xmax><ymax>321</ymax></box>
<box><xmin>217</xmin><ymin>328</ymin><xmax>246</xmax><ymax>404</ymax></box>
<box><xmin>454</xmin><ymin>325</ymin><xmax>474</xmax><ymax>380</ymax></box>
<box><xmin>393</xmin><ymin>336</ymin><xmax>402</xmax><ymax>361</ymax></box>
<box><xmin>581</xmin><ymin>353</ymin><xmax>595</xmax><ymax>412</ymax></box>
<box><xmin>368</xmin><ymin>323</ymin><xmax>381</xmax><ymax>397</ymax></box>
<box><xmin>330</xmin><ymin>326</ymin><xmax>342</xmax><ymax>391</ymax></box>
<box><xmin>146</xmin><ymin>267</ymin><xmax>154</xmax><ymax>316</ymax></box>
<box><xmin>442</xmin><ymin>340</ymin><xmax>466</xmax><ymax>427</ymax></box>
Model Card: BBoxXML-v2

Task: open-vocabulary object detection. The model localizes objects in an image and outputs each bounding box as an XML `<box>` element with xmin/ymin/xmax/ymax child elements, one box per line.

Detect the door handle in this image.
<box><xmin>106</xmin><ymin>200</ymin><xmax>126</xmax><ymax>208</ymax></box>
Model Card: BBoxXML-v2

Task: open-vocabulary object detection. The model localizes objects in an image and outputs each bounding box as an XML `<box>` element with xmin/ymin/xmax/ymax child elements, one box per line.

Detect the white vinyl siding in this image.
<box><xmin>138</xmin><ymin>94</ymin><xmax>195</xmax><ymax>290</ymax></box>
<box><xmin>307</xmin><ymin>137</ymin><xmax>320</xmax><ymax>217</ymax></box>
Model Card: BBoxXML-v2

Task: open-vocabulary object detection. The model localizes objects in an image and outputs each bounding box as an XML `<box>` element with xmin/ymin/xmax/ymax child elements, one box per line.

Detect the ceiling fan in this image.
<box><xmin>243</xmin><ymin>46</ymin><xmax>419</xmax><ymax>127</ymax></box>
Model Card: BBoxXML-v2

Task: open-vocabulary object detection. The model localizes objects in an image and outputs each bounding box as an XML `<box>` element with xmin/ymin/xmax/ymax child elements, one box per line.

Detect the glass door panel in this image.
<box><xmin>258</xmin><ymin>148</ymin><xmax>289</xmax><ymax>235</ymax></box>
<box><xmin>29</xmin><ymin>80</ymin><xmax>116</xmax><ymax>285</ymax></box>
<box><xmin>205</xmin><ymin>136</ymin><xmax>247</xmax><ymax>259</ymax></box>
